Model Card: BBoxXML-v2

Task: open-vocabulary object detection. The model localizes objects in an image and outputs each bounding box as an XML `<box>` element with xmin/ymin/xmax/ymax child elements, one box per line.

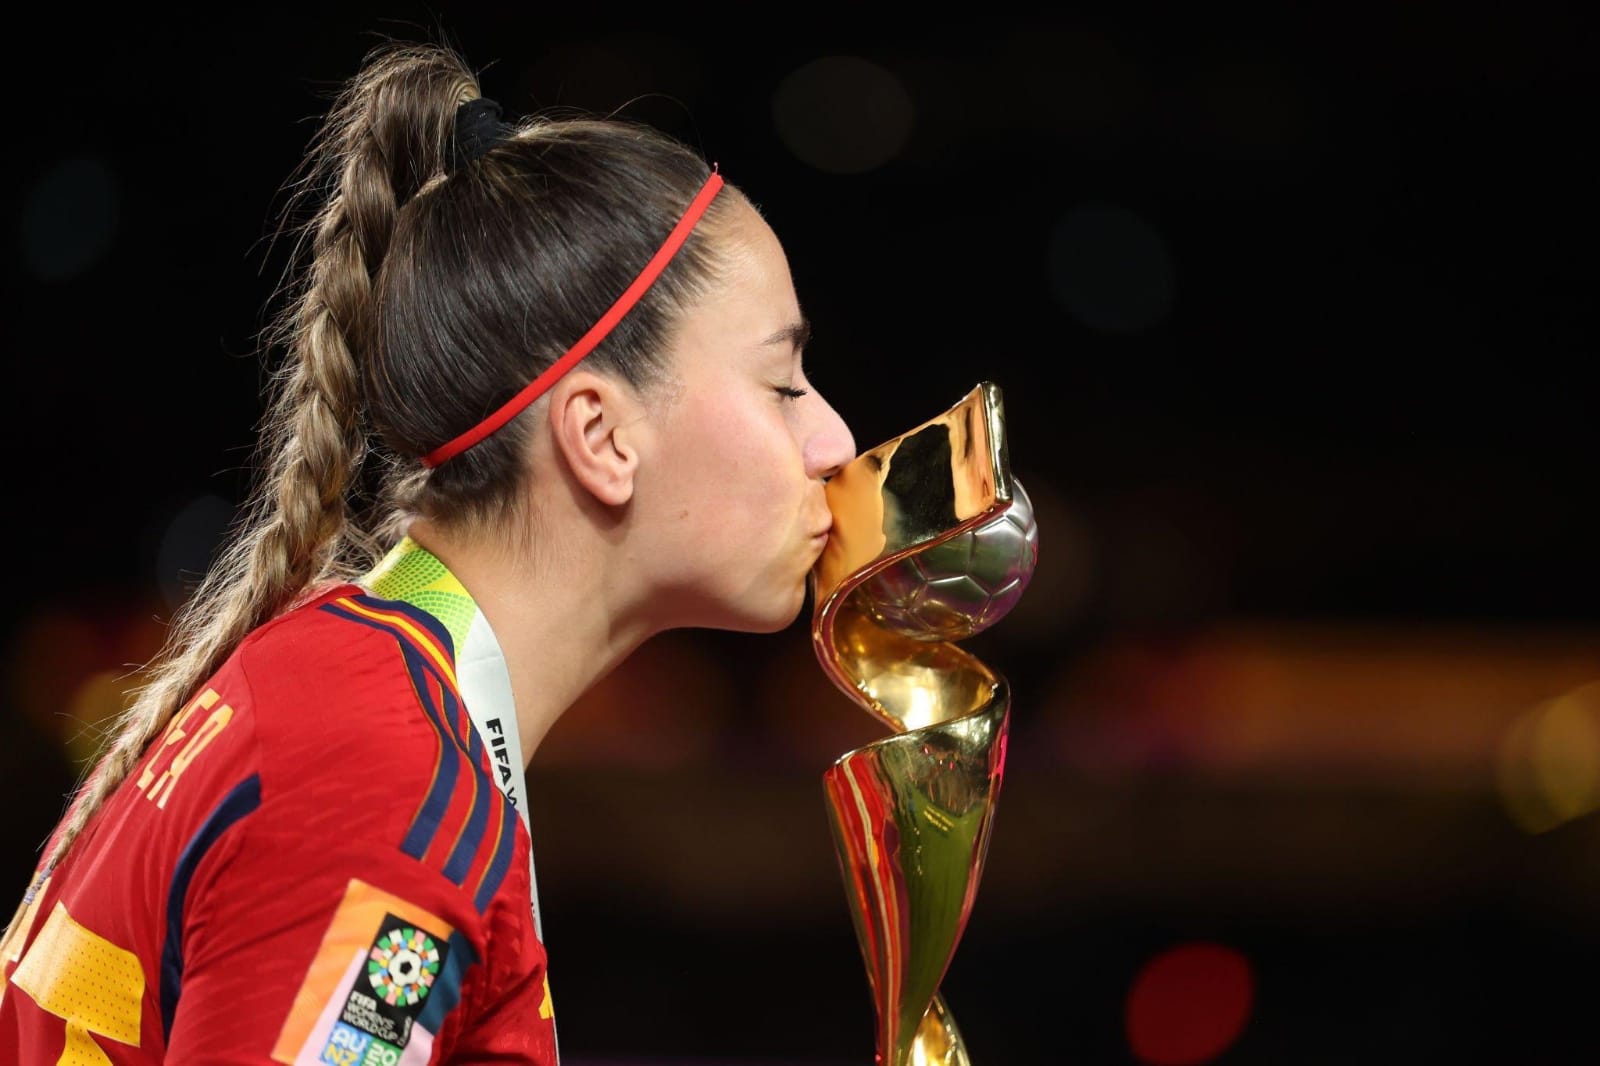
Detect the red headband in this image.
<box><xmin>420</xmin><ymin>168</ymin><xmax>726</xmax><ymax>468</ymax></box>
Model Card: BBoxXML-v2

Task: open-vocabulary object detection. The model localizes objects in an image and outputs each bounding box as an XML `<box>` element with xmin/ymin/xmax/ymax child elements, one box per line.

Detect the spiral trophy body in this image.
<box><xmin>811</xmin><ymin>382</ymin><xmax>1037</xmax><ymax>1066</ymax></box>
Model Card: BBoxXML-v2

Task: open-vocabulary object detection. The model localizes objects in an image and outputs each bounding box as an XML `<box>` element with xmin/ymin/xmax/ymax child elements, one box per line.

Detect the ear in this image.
<box><xmin>546</xmin><ymin>369</ymin><xmax>643</xmax><ymax>508</ymax></box>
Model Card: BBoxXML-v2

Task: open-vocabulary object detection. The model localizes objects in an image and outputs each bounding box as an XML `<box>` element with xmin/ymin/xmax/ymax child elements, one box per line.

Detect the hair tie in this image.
<box><xmin>449</xmin><ymin>96</ymin><xmax>513</xmax><ymax>173</ymax></box>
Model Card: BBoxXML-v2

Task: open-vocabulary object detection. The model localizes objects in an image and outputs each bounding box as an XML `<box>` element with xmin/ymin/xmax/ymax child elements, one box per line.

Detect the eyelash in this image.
<box><xmin>775</xmin><ymin>385</ymin><xmax>809</xmax><ymax>400</ymax></box>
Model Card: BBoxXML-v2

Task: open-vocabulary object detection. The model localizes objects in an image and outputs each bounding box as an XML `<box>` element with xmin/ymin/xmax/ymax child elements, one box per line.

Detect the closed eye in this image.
<box><xmin>775</xmin><ymin>385</ymin><xmax>809</xmax><ymax>400</ymax></box>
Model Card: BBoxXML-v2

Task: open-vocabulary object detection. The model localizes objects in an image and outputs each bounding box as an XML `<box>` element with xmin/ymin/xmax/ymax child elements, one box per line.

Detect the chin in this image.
<box><xmin>740</xmin><ymin>601</ymin><xmax>806</xmax><ymax>635</ymax></box>
<box><xmin>674</xmin><ymin>567</ymin><xmax>812</xmax><ymax>635</ymax></box>
<box><xmin>728</xmin><ymin>584</ymin><xmax>810</xmax><ymax>635</ymax></box>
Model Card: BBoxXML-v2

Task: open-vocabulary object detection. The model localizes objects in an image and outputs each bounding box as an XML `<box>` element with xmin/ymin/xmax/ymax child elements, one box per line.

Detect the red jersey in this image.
<box><xmin>0</xmin><ymin>581</ymin><xmax>557</xmax><ymax>1064</ymax></box>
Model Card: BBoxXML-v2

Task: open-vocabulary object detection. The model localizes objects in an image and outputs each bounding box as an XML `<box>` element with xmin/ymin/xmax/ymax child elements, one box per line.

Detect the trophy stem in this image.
<box><xmin>823</xmin><ymin>692</ymin><xmax>1008</xmax><ymax>1066</ymax></box>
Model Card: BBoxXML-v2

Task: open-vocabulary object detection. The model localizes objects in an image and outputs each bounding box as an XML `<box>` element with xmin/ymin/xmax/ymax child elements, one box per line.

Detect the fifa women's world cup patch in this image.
<box><xmin>272</xmin><ymin>878</ymin><xmax>478</xmax><ymax>1066</ymax></box>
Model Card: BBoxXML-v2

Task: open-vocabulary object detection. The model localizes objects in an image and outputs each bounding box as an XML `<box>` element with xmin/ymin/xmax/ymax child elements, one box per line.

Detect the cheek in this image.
<box><xmin>683</xmin><ymin>401</ymin><xmax>805</xmax><ymax>497</ymax></box>
<box><xmin>731</xmin><ymin>429</ymin><xmax>809</xmax><ymax>523</ymax></box>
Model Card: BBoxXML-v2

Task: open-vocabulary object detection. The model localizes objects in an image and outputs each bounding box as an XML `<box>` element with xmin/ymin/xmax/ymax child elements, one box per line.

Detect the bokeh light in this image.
<box><xmin>154</xmin><ymin>493</ymin><xmax>235</xmax><ymax>612</ymax></box>
<box><xmin>772</xmin><ymin>55</ymin><xmax>914</xmax><ymax>174</ymax></box>
<box><xmin>1125</xmin><ymin>940</ymin><xmax>1255</xmax><ymax>1065</ymax></box>
<box><xmin>1047</xmin><ymin>202</ymin><xmax>1175</xmax><ymax>334</ymax></box>
<box><xmin>63</xmin><ymin>669</ymin><xmax>133</xmax><ymax>769</ymax></box>
<box><xmin>21</xmin><ymin>155</ymin><xmax>120</xmax><ymax>282</ymax></box>
<box><xmin>5</xmin><ymin>601</ymin><xmax>165</xmax><ymax>773</ymax></box>
<box><xmin>6</xmin><ymin>610</ymin><xmax>101</xmax><ymax>742</ymax></box>
<box><xmin>1496</xmin><ymin>681</ymin><xmax>1600</xmax><ymax>834</ymax></box>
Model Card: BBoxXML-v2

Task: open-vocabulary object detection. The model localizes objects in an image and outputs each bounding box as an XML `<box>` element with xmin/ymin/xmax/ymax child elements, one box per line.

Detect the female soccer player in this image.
<box><xmin>0</xmin><ymin>38</ymin><xmax>855</xmax><ymax>1065</ymax></box>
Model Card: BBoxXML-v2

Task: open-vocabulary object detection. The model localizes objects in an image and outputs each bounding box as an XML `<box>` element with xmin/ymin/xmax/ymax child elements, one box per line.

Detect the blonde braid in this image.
<box><xmin>16</xmin><ymin>40</ymin><xmax>478</xmax><ymax>908</ymax></box>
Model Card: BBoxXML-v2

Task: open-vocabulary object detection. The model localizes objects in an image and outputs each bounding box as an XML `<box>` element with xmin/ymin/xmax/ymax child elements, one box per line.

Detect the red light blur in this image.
<box><xmin>1125</xmin><ymin>940</ymin><xmax>1254</xmax><ymax>1065</ymax></box>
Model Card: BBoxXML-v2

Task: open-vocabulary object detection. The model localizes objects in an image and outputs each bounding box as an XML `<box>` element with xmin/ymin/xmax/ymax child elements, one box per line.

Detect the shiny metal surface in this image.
<box><xmin>858</xmin><ymin>476</ymin><xmax>1037</xmax><ymax>643</ymax></box>
<box><xmin>811</xmin><ymin>382</ymin><xmax>1038</xmax><ymax>1066</ymax></box>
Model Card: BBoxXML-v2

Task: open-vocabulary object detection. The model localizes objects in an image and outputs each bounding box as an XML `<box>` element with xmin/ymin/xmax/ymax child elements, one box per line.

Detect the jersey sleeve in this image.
<box><xmin>156</xmin><ymin>605</ymin><xmax>556</xmax><ymax>1065</ymax></box>
<box><xmin>441</xmin><ymin>884</ymin><xmax>558</xmax><ymax>1064</ymax></box>
<box><xmin>160</xmin><ymin>787</ymin><xmax>552</xmax><ymax>1065</ymax></box>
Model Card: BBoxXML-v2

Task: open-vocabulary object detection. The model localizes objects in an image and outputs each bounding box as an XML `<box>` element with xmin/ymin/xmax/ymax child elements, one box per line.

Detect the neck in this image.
<box><xmin>402</xmin><ymin>515</ymin><xmax>655</xmax><ymax>764</ymax></box>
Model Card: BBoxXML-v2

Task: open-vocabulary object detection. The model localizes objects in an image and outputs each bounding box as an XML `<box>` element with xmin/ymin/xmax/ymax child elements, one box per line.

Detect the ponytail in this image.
<box><xmin>21</xmin><ymin>39</ymin><xmax>482</xmax><ymax>891</ymax></box>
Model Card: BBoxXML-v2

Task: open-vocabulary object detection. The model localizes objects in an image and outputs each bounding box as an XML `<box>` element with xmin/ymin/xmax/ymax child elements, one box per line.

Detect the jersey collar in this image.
<box><xmin>359</xmin><ymin>535</ymin><xmax>549</xmax><ymax>942</ymax></box>
<box><xmin>360</xmin><ymin>535</ymin><xmax>529</xmax><ymax>825</ymax></box>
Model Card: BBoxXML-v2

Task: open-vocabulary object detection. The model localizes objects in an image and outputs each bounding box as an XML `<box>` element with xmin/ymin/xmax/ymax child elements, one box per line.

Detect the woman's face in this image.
<box><xmin>631</xmin><ymin>197</ymin><xmax>856</xmax><ymax>633</ymax></box>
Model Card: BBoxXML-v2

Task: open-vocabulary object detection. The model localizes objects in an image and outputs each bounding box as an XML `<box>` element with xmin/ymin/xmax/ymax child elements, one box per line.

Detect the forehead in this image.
<box><xmin>654</xmin><ymin>196</ymin><xmax>803</xmax><ymax>393</ymax></box>
<box><xmin>700</xmin><ymin>199</ymin><xmax>800</xmax><ymax>325</ymax></box>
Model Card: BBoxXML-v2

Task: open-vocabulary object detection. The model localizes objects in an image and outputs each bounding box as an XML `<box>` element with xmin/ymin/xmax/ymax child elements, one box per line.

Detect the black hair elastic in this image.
<box><xmin>448</xmin><ymin>96</ymin><xmax>513</xmax><ymax>173</ymax></box>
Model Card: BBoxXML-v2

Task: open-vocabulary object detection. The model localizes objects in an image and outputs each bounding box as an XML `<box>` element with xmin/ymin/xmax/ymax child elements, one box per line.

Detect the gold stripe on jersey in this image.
<box><xmin>332</xmin><ymin>597</ymin><xmax>459</xmax><ymax>690</ymax></box>
<box><xmin>11</xmin><ymin>900</ymin><xmax>144</xmax><ymax>1061</ymax></box>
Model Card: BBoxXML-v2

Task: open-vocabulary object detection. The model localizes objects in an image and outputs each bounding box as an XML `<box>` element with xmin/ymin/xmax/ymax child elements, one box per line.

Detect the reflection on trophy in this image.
<box><xmin>811</xmin><ymin>382</ymin><xmax>1038</xmax><ymax>1066</ymax></box>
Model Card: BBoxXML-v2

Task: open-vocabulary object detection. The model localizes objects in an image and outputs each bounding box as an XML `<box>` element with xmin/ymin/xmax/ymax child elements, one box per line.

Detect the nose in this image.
<box><xmin>804</xmin><ymin>389</ymin><xmax>857</xmax><ymax>482</ymax></box>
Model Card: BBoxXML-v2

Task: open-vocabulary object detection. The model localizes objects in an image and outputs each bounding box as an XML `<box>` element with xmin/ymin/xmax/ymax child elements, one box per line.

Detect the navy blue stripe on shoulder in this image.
<box><xmin>441</xmin><ymin>708</ymin><xmax>490</xmax><ymax>885</ymax></box>
<box><xmin>473</xmin><ymin>808</ymin><xmax>518</xmax><ymax>913</ymax></box>
<box><xmin>317</xmin><ymin>600</ymin><xmax>458</xmax><ymax>702</ymax></box>
<box><xmin>312</xmin><ymin>596</ymin><xmax>510</xmax><ymax>912</ymax></box>
<box><xmin>162</xmin><ymin>774</ymin><xmax>262</xmax><ymax>1041</ymax></box>
<box><xmin>392</xmin><ymin>639</ymin><xmax>464</xmax><ymax>864</ymax></box>
<box><xmin>330</xmin><ymin>591</ymin><xmax>457</xmax><ymax>661</ymax></box>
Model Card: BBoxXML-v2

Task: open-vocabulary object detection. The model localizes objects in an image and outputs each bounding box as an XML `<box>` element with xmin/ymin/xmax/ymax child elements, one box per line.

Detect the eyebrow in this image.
<box><xmin>761</xmin><ymin>318</ymin><xmax>812</xmax><ymax>351</ymax></box>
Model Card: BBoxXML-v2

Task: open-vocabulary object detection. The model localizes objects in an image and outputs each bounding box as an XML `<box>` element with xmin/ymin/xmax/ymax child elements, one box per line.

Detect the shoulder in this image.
<box><xmin>226</xmin><ymin>582</ymin><xmax>460</xmax><ymax>754</ymax></box>
<box><xmin>215</xmin><ymin>580</ymin><xmax>524</xmax><ymax>909</ymax></box>
<box><xmin>235</xmin><ymin>581</ymin><xmax>457</xmax><ymax>695</ymax></box>
<box><xmin>153</xmin><ymin>586</ymin><xmax>546</xmax><ymax>1061</ymax></box>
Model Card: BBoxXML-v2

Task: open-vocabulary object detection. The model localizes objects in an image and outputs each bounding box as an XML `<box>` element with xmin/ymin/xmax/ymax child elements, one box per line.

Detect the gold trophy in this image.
<box><xmin>811</xmin><ymin>382</ymin><xmax>1037</xmax><ymax>1066</ymax></box>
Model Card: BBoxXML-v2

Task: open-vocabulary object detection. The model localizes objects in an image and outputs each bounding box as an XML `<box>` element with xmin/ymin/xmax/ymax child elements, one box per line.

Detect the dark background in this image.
<box><xmin>4</xmin><ymin>5</ymin><xmax>1597</xmax><ymax>1064</ymax></box>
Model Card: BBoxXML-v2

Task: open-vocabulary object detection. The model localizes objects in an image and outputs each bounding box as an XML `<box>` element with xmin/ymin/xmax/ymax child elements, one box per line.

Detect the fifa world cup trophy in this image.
<box><xmin>810</xmin><ymin>382</ymin><xmax>1038</xmax><ymax>1065</ymax></box>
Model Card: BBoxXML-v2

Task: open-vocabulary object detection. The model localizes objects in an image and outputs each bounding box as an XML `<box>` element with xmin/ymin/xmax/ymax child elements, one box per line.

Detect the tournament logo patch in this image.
<box><xmin>367</xmin><ymin>925</ymin><xmax>441</xmax><ymax>1007</ymax></box>
<box><xmin>273</xmin><ymin>880</ymin><xmax>476</xmax><ymax>1066</ymax></box>
<box><xmin>334</xmin><ymin>913</ymin><xmax>449</xmax><ymax>1050</ymax></box>
<box><xmin>318</xmin><ymin>1021</ymin><xmax>399</xmax><ymax>1066</ymax></box>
